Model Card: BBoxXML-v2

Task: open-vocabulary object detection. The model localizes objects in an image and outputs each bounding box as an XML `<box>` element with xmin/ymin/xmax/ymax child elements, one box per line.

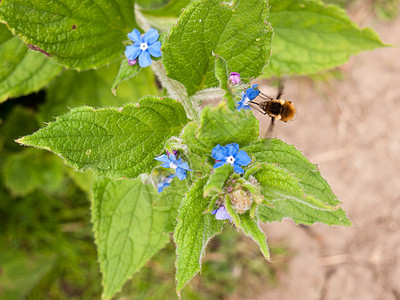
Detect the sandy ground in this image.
<box><xmin>250</xmin><ymin>6</ymin><xmax>400</xmax><ymax>300</ymax></box>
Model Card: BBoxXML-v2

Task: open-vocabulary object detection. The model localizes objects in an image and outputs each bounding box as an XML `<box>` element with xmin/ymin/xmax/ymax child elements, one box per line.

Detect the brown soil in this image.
<box><xmin>252</xmin><ymin>6</ymin><xmax>400</xmax><ymax>300</ymax></box>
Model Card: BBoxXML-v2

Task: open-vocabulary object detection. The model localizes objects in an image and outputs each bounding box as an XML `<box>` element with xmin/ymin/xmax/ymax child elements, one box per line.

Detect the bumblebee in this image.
<box><xmin>249</xmin><ymin>82</ymin><xmax>296</xmax><ymax>137</ymax></box>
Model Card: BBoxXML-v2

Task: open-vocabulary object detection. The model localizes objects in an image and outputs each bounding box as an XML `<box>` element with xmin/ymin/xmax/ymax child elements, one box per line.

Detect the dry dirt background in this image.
<box><xmin>246</xmin><ymin>4</ymin><xmax>400</xmax><ymax>300</ymax></box>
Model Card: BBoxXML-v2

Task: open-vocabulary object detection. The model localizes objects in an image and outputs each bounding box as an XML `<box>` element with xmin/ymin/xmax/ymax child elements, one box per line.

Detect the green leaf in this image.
<box><xmin>2</xmin><ymin>148</ymin><xmax>65</xmax><ymax>196</ymax></box>
<box><xmin>39</xmin><ymin>63</ymin><xmax>157</xmax><ymax>123</ymax></box>
<box><xmin>263</xmin><ymin>0</ymin><xmax>385</xmax><ymax>77</ymax></box>
<box><xmin>236</xmin><ymin>212</ymin><xmax>270</xmax><ymax>261</ymax></box>
<box><xmin>0</xmin><ymin>24</ymin><xmax>62</xmax><ymax>103</ymax></box>
<box><xmin>162</xmin><ymin>0</ymin><xmax>273</xmax><ymax>95</ymax></box>
<box><xmin>243</xmin><ymin>139</ymin><xmax>351</xmax><ymax>226</ymax></box>
<box><xmin>0</xmin><ymin>0</ymin><xmax>138</xmax><ymax>70</ymax></box>
<box><xmin>140</xmin><ymin>0</ymin><xmax>191</xmax><ymax>17</ymax></box>
<box><xmin>92</xmin><ymin>176</ymin><xmax>187</xmax><ymax>300</ymax></box>
<box><xmin>214</xmin><ymin>55</ymin><xmax>229</xmax><ymax>91</ymax></box>
<box><xmin>174</xmin><ymin>176</ymin><xmax>225</xmax><ymax>293</ymax></box>
<box><xmin>203</xmin><ymin>163</ymin><xmax>233</xmax><ymax>197</ymax></box>
<box><xmin>18</xmin><ymin>97</ymin><xmax>188</xmax><ymax>179</ymax></box>
<box><xmin>182</xmin><ymin>102</ymin><xmax>259</xmax><ymax>156</ymax></box>
<box><xmin>111</xmin><ymin>60</ymin><xmax>141</xmax><ymax>95</ymax></box>
<box><xmin>0</xmin><ymin>249</ymin><xmax>54</xmax><ymax>300</ymax></box>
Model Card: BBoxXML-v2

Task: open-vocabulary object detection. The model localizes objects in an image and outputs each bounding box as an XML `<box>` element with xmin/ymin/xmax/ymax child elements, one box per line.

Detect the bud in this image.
<box><xmin>230</xmin><ymin>189</ymin><xmax>253</xmax><ymax>214</ymax></box>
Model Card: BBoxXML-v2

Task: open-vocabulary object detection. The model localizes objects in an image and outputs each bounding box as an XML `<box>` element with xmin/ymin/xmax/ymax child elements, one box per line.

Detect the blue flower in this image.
<box><xmin>155</xmin><ymin>153</ymin><xmax>192</xmax><ymax>180</ymax></box>
<box><xmin>236</xmin><ymin>84</ymin><xmax>260</xmax><ymax>111</ymax></box>
<box><xmin>125</xmin><ymin>28</ymin><xmax>161</xmax><ymax>68</ymax></box>
<box><xmin>246</xmin><ymin>84</ymin><xmax>260</xmax><ymax>100</ymax></box>
<box><xmin>236</xmin><ymin>91</ymin><xmax>251</xmax><ymax>111</ymax></box>
<box><xmin>211</xmin><ymin>206</ymin><xmax>232</xmax><ymax>221</ymax></box>
<box><xmin>157</xmin><ymin>174</ymin><xmax>176</xmax><ymax>193</ymax></box>
<box><xmin>211</xmin><ymin>143</ymin><xmax>251</xmax><ymax>174</ymax></box>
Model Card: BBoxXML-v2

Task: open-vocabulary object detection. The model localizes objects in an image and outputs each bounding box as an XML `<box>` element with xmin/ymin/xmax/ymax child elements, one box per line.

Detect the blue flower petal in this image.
<box><xmin>157</xmin><ymin>174</ymin><xmax>176</xmax><ymax>193</ymax></box>
<box><xmin>127</xmin><ymin>29</ymin><xmax>142</xmax><ymax>43</ymax></box>
<box><xmin>211</xmin><ymin>144</ymin><xmax>227</xmax><ymax>160</ymax></box>
<box><xmin>246</xmin><ymin>84</ymin><xmax>260</xmax><ymax>100</ymax></box>
<box><xmin>211</xmin><ymin>209</ymin><xmax>219</xmax><ymax>215</ymax></box>
<box><xmin>178</xmin><ymin>161</ymin><xmax>192</xmax><ymax>171</ymax></box>
<box><xmin>161</xmin><ymin>162</ymin><xmax>170</xmax><ymax>168</ymax></box>
<box><xmin>214</xmin><ymin>206</ymin><xmax>232</xmax><ymax>221</ymax></box>
<box><xmin>234</xmin><ymin>150</ymin><xmax>251</xmax><ymax>166</ymax></box>
<box><xmin>124</xmin><ymin>44</ymin><xmax>141</xmax><ymax>61</ymax></box>
<box><xmin>138</xmin><ymin>51</ymin><xmax>152</xmax><ymax>68</ymax></box>
<box><xmin>233</xmin><ymin>164</ymin><xmax>244</xmax><ymax>174</ymax></box>
<box><xmin>168</xmin><ymin>153</ymin><xmax>178</xmax><ymax>162</ymax></box>
<box><xmin>148</xmin><ymin>41</ymin><xmax>162</xmax><ymax>57</ymax></box>
<box><xmin>213</xmin><ymin>161</ymin><xmax>225</xmax><ymax>169</ymax></box>
<box><xmin>225</xmin><ymin>143</ymin><xmax>239</xmax><ymax>156</ymax></box>
<box><xmin>143</xmin><ymin>28</ymin><xmax>159</xmax><ymax>44</ymax></box>
<box><xmin>155</xmin><ymin>154</ymin><xmax>170</xmax><ymax>163</ymax></box>
<box><xmin>176</xmin><ymin>168</ymin><xmax>187</xmax><ymax>180</ymax></box>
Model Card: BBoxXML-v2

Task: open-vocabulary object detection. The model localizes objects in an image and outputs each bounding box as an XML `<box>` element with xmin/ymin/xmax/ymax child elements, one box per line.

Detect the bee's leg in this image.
<box><xmin>265</xmin><ymin>117</ymin><xmax>276</xmax><ymax>138</ymax></box>
<box><xmin>249</xmin><ymin>101</ymin><xmax>268</xmax><ymax>115</ymax></box>
<box><xmin>259</xmin><ymin>93</ymin><xmax>273</xmax><ymax>100</ymax></box>
<box><xmin>276</xmin><ymin>79</ymin><xmax>286</xmax><ymax>100</ymax></box>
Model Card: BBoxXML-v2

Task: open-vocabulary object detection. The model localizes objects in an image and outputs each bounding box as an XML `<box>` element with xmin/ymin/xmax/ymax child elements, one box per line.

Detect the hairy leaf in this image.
<box><xmin>92</xmin><ymin>176</ymin><xmax>187</xmax><ymax>299</ymax></box>
<box><xmin>203</xmin><ymin>164</ymin><xmax>233</xmax><ymax>197</ymax></box>
<box><xmin>264</xmin><ymin>0</ymin><xmax>385</xmax><ymax>76</ymax></box>
<box><xmin>182</xmin><ymin>102</ymin><xmax>259</xmax><ymax>156</ymax></box>
<box><xmin>243</xmin><ymin>139</ymin><xmax>351</xmax><ymax>226</ymax></box>
<box><xmin>111</xmin><ymin>60</ymin><xmax>141</xmax><ymax>95</ymax></box>
<box><xmin>0</xmin><ymin>24</ymin><xmax>62</xmax><ymax>103</ymax></box>
<box><xmin>174</xmin><ymin>176</ymin><xmax>225</xmax><ymax>293</ymax></box>
<box><xmin>19</xmin><ymin>97</ymin><xmax>188</xmax><ymax>179</ymax></box>
<box><xmin>140</xmin><ymin>0</ymin><xmax>191</xmax><ymax>17</ymax></box>
<box><xmin>39</xmin><ymin>64</ymin><xmax>157</xmax><ymax>123</ymax></box>
<box><xmin>236</xmin><ymin>212</ymin><xmax>270</xmax><ymax>261</ymax></box>
<box><xmin>0</xmin><ymin>0</ymin><xmax>138</xmax><ymax>69</ymax></box>
<box><xmin>163</xmin><ymin>0</ymin><xmax>273</xmax><ymax>95</ymax></box>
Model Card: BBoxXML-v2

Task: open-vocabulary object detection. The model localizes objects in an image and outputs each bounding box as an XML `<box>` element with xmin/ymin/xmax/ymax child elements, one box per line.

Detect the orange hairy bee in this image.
<box><xmin>249</xmin><ymin>82</ymin><xmax>296</xmax><ymax>137</ymax></box>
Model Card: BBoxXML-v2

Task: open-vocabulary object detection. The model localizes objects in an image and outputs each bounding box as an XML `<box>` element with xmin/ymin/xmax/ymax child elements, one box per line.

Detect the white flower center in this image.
<box><xmin>169</xmin><ymin>162</ymin><xmax>177</xmax><ymax>169</ymax></box>
<box><xmin>140</xmin><ymin>42</ymin><xmax>148</xmax><ymax>51</ymax></box>
<box><xmin>226</xmin><ymin>156</ymin><xmax>235</xmax><ymax>165</ymax></box>
<box><xmin>243</xmin><ymin>96</ymin><xmax>250</xmax><ymax>105</ymax></box>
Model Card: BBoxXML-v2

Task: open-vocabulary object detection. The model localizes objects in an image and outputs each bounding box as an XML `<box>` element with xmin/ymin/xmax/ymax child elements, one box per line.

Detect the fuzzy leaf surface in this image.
<box><xmin>182</xmin><ymin>102</ymin><xmax>259</xmax><ymax>156</ymax></box>
<box><xmin>0</xmin><ymin>0</ymin><xmax>138</xmax><ymax>69</ymax></box>
<box><xmin>39</xmin><ymin>63</ymin><xmax>157</xmax><ymax>123</ymax></box>
<box><xmin>243</xmin><ymin>139</ymin><xmax>351</xmax><ymax>226</ymax></box>
<box><xmin>111</xmin><ymin>60</ymin><xmax>141</xmax><ymax>95</ymax></box>
<box><xmin>19</xmin><ymin>97</ymin><xmax>188</xmax><ymax>179</ymax></box>
<box><xmin>163</xmin><ymin>0</ymin><xmax>273</xmax><ymax>95</ymax></box>
<box><xmin>92</xmin><ymin>176</ymin><xmax>187</xmax><ymax>300</ymax></box>
<box><xmin>174</xmin><ymin>176</ymin><xmax>225</xmax><ymax>293</ymax></box>
<box><xmin>0</xmin><ymin>24</ymin><xmax>62</xmax><ymax>103</ymax></box>
<box><xmin>203</xmin><ymin>163</ymin><xmax>233</xmax><ymax>197</ymax></box>
<box><xmin>236</xmin><ymin>212</ymin><xmax>270</xmax><ymax>261</ymax></box>
<box><xmin>264</xmin><ymin>0</ymin><xmax>385</xmax><ymax>76</ymax></box>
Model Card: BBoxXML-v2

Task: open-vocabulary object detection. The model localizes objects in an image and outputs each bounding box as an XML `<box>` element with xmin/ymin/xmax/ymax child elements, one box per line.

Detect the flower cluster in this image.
<box><xmin>155</xmin><ymin>153</ymin><xmax>191</xmax><ymax>180</ymax></box>
<box><xmin>211</xmin><ymin>143</ymin><xmax>251</xmax><ymax>174</ymax></box>
<box><xmin>125</xmin><ymin>28</ymin><xmax>161</xmax><ymax>68</ymax></box>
